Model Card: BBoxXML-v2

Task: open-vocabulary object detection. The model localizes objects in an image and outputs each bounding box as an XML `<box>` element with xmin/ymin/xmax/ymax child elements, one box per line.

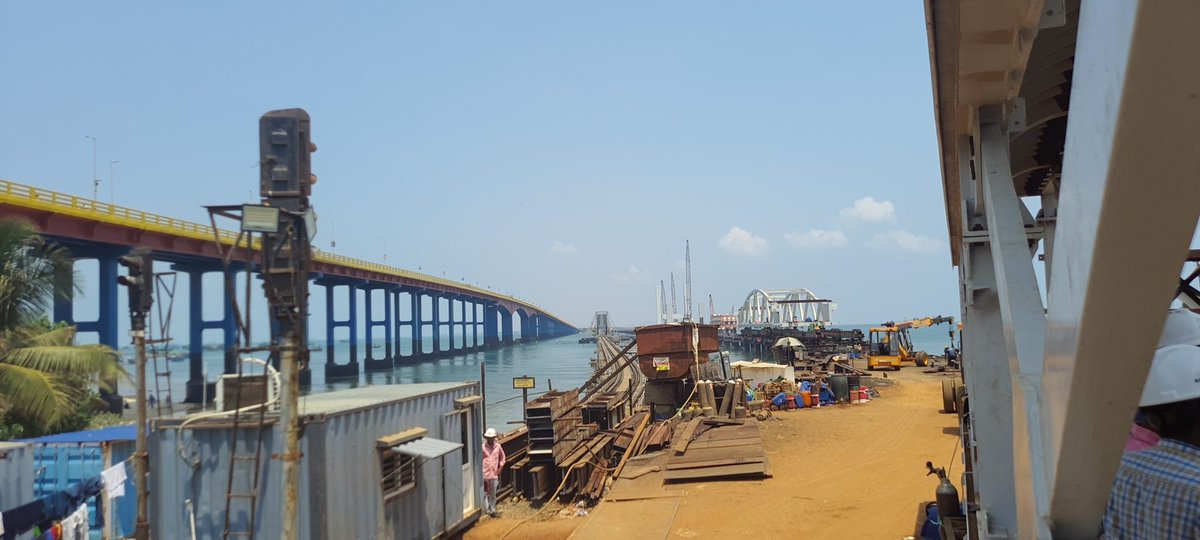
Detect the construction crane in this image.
<box><xmin>866</xmin><ymin>315</ymin><xmax>955</xmax><ymax>371</ymax></box>
<box><xmin>683</xmin><ymin>240</ymin><xmax>692</xmax><ymax>321</ymax></box>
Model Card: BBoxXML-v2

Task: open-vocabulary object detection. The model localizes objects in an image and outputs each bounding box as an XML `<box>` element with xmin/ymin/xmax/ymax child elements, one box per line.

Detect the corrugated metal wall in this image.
<box><xmin>0</xmin><ymin>442</ymin><xmax>34</xmax><ymax>511</ymax></box>
<box><xmin>150</xmin><ymin>382</ymin><xmax>484</xmax><ymax>539</ymax></box>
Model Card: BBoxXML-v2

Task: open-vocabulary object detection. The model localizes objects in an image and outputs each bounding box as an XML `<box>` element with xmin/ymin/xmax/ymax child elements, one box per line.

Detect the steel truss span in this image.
<box><xmin>735</xmin><ymin>288</ymin><xmax>833</xmax><ymax>327</ymax></box>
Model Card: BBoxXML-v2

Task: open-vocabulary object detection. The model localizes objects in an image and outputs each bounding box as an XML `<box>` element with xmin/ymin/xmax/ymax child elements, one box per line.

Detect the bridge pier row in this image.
<box><xmin>430</xmin><ymin>292</ymin><xmax>444</xmax><ymax>359</ymax></box>
<box><xmin>388</xmin><ymin>287</ymin><xmax>408</xmax><ymax>364</ymax></box>
<box><xmin>446</xmin><ymin>295</ymin><xmax>457</xmax><ymax>357</ymax></box>
<box><xmin>483</xmin><ymin>303</ymin><xmax>500</xmax><ymax>348</ymax></box>
<box><xmin>469</xmin><ymin>299</ymin><xmax>481</xmax><ymax>350</ymax></box>
<box><xmin>501</xmin><ymin>308</ymin><xmax>514</xmax><ymax>345</ymax></box>
<box><xmin>537</xmin><ymin>318</ymin><xmax>567</xmax><ymax>339</ymax></box>
<box><xmin>319</xmin><ymin>278</ymin><xmax>361</xmax><ymax>379</ymax></box>
<box><xmin>362</xmin><ymin>285</ymin><xmax>394</xmax><ymax>373</ymax></box>
<box><xmin>177</xmin><ymin>265</ymin><xmax>239</xmax><ymax>403</ymax></box>
<box><xmin>52</xmin><ymin>244</ymin><xmax>126</xmax><ymax>412</ymax></box>
<box><xmin>462</xmin><ymin>297</ymin><xmax>477</xmax><ymax>351</ymax></box>
<box><xmin>457</xmin><ymin>297</ymin><xmax>470</xmax><ymax>351</ymax></box>
<box><xmin>401</xmin><ymin>288</ymin><xmax>424</xmax><ymax>363</ymax></box>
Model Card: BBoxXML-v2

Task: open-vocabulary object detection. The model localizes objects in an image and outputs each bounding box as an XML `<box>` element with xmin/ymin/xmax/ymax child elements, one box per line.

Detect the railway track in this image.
<box><xmin>594</xmin><ymin>335</ymin><xmax>644</xmax><ymax>405</ymax></box>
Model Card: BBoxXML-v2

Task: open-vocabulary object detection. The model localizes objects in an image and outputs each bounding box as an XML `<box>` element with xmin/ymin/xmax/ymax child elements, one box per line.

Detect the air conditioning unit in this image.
<box><xmin>214</xmin><ymin>373</ymin><xmax>280</xmax><ymax>413</ymax></box>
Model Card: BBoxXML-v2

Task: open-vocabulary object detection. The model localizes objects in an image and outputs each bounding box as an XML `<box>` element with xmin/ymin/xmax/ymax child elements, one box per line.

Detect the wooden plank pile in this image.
<box><xmin>663</xmin><ymin>417</ymin><xmax>770</xmax><ymax>482</ymax></box>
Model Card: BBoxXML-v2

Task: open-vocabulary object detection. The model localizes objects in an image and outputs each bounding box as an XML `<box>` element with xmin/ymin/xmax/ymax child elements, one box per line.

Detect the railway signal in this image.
<box><xmin>117</xmin><ymin>249</ymin><xmax>154</xmax><ymax>329</ymax></box>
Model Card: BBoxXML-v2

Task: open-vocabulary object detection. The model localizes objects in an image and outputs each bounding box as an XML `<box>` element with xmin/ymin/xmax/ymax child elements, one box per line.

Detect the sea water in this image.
<box><xmin>136</xmin><ymin>323</ymin><xmax>955</xmax><ymax>427</ymax></box>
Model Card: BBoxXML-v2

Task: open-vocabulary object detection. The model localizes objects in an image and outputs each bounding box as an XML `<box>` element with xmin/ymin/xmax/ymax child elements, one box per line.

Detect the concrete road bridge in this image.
<box><xmin>0</xmin><ymin>178</ymin><xmax>576</xmax><ymax>401</ymax></box>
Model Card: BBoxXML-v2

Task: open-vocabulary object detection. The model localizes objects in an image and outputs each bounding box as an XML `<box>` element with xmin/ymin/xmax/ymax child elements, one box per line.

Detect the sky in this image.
<box><xmin>0</xmin><ymin>1</ymin><xmax>959</xmax><ymax>338</ymax></box>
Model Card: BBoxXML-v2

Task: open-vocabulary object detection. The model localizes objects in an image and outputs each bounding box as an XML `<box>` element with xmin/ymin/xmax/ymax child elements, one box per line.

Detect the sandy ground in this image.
<box><xmin>467</xmin><ymin>363</ymin><xmax>962</xmax><ymax>539</ymax></box>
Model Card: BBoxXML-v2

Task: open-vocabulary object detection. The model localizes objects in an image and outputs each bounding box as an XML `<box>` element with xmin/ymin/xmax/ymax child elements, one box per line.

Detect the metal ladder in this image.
<box><xmin>221</xmin><ymin>356</ymin><xmax>271</xmax><ymax>539</ymax></box>
<box><xmin>148</xmin><ymin>272</ymin><xmax>178</xmax><ymax>417</ymax></box>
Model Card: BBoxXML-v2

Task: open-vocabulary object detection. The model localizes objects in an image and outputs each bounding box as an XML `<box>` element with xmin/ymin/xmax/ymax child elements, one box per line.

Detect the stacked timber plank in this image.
<box><xmin>663</xmin><ymin>417</ymin><xmax>770</xmax><ymax>482</ymax></box>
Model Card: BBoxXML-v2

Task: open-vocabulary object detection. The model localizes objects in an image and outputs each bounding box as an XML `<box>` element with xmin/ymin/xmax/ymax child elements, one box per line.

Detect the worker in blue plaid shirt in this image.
<box><xmin>1104</xmin><ymin>310</ymin><xmax>1200</xmax><ymax>539</ymax></box>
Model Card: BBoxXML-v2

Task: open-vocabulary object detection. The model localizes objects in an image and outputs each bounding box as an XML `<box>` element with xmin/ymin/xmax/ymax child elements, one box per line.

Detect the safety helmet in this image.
<box><xmin>484</xmin><ymin>428</ymin><xmax>497</xmax><ymax>438</ymax></box>
<box><xmin>1158</xmin><ymin>309</ymin><xmax>1200</xmax><ymax>348</ymax></box>
<box><xmin>1139</xmin><ymin>311</ymin><xmax>1200</xmax><ymax>407</ymax></box>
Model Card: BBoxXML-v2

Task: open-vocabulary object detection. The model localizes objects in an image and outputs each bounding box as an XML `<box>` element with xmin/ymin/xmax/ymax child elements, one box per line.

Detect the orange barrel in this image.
<box><xmin>800</xmin><ymin>391</ymin><xmax>813</xmax><ymax>407</ymax></box>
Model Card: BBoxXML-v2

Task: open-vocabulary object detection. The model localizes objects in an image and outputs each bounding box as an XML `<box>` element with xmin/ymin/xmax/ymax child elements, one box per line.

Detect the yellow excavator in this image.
<box><xmin>866</xmin><ymin>316</ymin><xmax>955</xmax><ymax>371</ymax></box>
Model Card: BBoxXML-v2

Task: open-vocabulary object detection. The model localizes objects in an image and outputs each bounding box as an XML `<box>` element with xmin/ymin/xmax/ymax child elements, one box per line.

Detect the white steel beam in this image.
<box><xmin>980</xmin><ymin>119</ymin><xmax>1052</xmax><ymax>539</ymax></box>
<box><xmin>956</xmin><ymin>135</ymin><xmax>1021</xmax><ymax>537</ymax></box>
<box><xmin>1041</xmin><ymin>0</ymin><xmax>1200</xmax><ymax>536</ymax></box>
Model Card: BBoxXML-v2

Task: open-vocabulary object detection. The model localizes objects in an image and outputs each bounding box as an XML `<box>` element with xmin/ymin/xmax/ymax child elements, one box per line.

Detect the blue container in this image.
<box><xmin>22</xmin><ymin>425</ymin><xmax>137</xmax><ymax>539</ymax></box>
<box><xmin>794</xmin><ymin>395</ymin><xmax>805</xmax><ymax>409</ymax></box>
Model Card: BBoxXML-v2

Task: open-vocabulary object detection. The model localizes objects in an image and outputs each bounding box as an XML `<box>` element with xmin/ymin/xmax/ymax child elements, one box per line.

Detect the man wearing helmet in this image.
<box><xmin>1104</xmin><ymin>310</ymin><xmax>1200</xmax><ymax>538</ymax></box>
<box><xmin>482</xmin><ymin>427</ymin><xmax>505</xmax><ymax>517</ymax></box>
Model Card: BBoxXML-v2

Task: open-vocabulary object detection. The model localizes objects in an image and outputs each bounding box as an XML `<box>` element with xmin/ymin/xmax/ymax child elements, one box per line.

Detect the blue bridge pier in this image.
<box><xmin>49</xmin><ymin>244</ymin><xmax>577</xmax><ymax>404</ymax></box>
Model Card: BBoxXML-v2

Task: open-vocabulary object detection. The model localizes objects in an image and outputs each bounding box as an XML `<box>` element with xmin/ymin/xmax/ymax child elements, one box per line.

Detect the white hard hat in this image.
<box><xmin>484</xmin><ymin>428</ymin><xmax>497</xmax><ymax>438</ymax></box>
<box><xmin>1158</xmin><ymin>309</ymin><xmax>1200</xmax><ymax>348</ymax></box>
<box><xmin>1139</xmin><ymin>344</ymin><xmax>1200</xmax><ymax>407</ymax></box>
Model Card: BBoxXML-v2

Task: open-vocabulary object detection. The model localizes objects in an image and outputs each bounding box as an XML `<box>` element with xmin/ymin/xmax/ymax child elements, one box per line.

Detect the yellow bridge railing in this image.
<box><xmin>0</xmin><ymin>178</ymin><xmax>571</xmax><ymax>325</ymax></box>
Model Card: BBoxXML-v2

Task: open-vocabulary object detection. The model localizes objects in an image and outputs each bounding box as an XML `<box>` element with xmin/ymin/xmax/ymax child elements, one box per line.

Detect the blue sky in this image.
<box><xmin>1</xmin><ymin>1</ymin><xmax>958</xmax><ymax>335</ymax></box>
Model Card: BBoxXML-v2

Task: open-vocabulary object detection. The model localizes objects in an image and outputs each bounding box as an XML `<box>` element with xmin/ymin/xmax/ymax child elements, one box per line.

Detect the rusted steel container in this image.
<box><xmin>635</xmin><ymin>323</ymin><xmax>720</xmax><ymax>380</ymax></box>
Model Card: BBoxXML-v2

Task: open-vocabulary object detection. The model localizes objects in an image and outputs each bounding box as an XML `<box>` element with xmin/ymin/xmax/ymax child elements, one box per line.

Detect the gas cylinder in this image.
<box><xmin>925</xmin><ymin>461</ymin><xmax>962</xmax><ymax>518</ymax></box>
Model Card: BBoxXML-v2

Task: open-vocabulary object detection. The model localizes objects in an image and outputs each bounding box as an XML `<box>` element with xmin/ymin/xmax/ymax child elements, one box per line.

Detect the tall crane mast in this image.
<box><xmin>670</xmin><ymin>273</ymin><xmax>678</xmax><ymax>321</ymax></box>
<box><xmin>684</xmin><ymin>240</ymin><xmax>693</xmax><ymax>321</ymax></box>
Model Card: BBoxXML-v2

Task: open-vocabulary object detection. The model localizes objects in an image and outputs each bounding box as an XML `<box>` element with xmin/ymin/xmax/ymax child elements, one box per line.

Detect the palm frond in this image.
<box><xmin>0</xmin><ymin>363</ymin><xmax>80</xmax><ymax>427</ymax></box>
<box><xmin>0</xmin><ymin>218</ymin><xmax>77</xmax><ymax>329</ymax></box>
<box><xmin>10</xmin><ymin>325</ymin><xmax>77</xmax><ymax>348</ymax></box>
<box><xmin>5</xmin><ymin>345</ymin><xmax>129</xmax><ymax>384</ymax></box>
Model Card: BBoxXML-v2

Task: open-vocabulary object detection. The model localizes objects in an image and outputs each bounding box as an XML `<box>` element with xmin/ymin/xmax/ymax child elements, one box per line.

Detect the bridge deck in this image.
<box><xmin>0</xmin><ymin>178</ymin><xmax>571</xmax><ymax>326</ymax></box>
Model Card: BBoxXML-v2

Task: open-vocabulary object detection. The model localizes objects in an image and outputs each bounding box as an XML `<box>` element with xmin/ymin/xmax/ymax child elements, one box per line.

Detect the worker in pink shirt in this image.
<box><xmin>482</xmin><ymin>427</ymin><xmax>505</xmax><ymax>516</ymax></box>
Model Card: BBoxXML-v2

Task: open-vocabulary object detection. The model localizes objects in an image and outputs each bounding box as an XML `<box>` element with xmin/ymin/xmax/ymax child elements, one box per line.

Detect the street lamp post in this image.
<box><xmin>85</xmin><ymin>135</ymin><xmax>98</xmax><ymax>201</ymax></box>
<box><xmin>109</xmin><ymin>160</ymin><xmax>119</xmax><ymax>203</ymax></box>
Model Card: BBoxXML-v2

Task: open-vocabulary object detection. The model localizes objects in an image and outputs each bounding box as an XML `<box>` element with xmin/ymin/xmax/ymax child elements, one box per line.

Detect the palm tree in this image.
<box><xmin>0</xmin><ymin>218</ymin><xmax>126</xmax><ymax>432</ymax></box>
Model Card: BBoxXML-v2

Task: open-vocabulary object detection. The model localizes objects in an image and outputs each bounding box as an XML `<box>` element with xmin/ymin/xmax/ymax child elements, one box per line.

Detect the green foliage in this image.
<box><xmin>0</xmin><ymin>218</ymin><xmax>128</xmax><ymax>436</ymax></box>
<box><xmin>0</xmin><ymin>422</ymin><xmax>25</xmax><ymax>441</ymax></box>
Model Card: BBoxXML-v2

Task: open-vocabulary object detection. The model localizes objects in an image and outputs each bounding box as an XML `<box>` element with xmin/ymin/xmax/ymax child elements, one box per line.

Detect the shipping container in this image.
<box><xmin>17</xmin><ymin>425</ymin><xmax>137</xmax><ymax>539</ymax></box>
<box><xmin>0</xmin><ymin>441</ymin><xmax>34</xmax><ymax>513</ymax></box>
<box><xmin>635</xmin><ymin>323</ymin><xmax>719</xmax><ymax>379</ymax></box>
<box><xmin>149</xmin><ymin>382</ymin><xmax>484</xmax><ymax>539</ymax></box>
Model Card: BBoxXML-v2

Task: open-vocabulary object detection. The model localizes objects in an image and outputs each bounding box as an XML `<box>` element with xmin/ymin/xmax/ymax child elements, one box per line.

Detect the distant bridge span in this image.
<box><xmin>0</xmin><ymin>178</ymin><xmax>576</xmax><ymax>400</ymax></box>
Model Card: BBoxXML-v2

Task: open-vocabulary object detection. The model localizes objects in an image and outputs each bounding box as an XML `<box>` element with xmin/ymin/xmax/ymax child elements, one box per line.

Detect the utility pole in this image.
<box><xmin>118</xmin><ymin>249</ymin><xmax>153</xmax><ymax>540</ymax></box>
<box><xmin>85</xmin><ymin>135</ymin><xmax>98</xmax><ymax>201</ymax></box>
<box><xmin>258</xmin><ymin>109</ymin><xmax>315</xmax><ymax>539</ymax></box>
